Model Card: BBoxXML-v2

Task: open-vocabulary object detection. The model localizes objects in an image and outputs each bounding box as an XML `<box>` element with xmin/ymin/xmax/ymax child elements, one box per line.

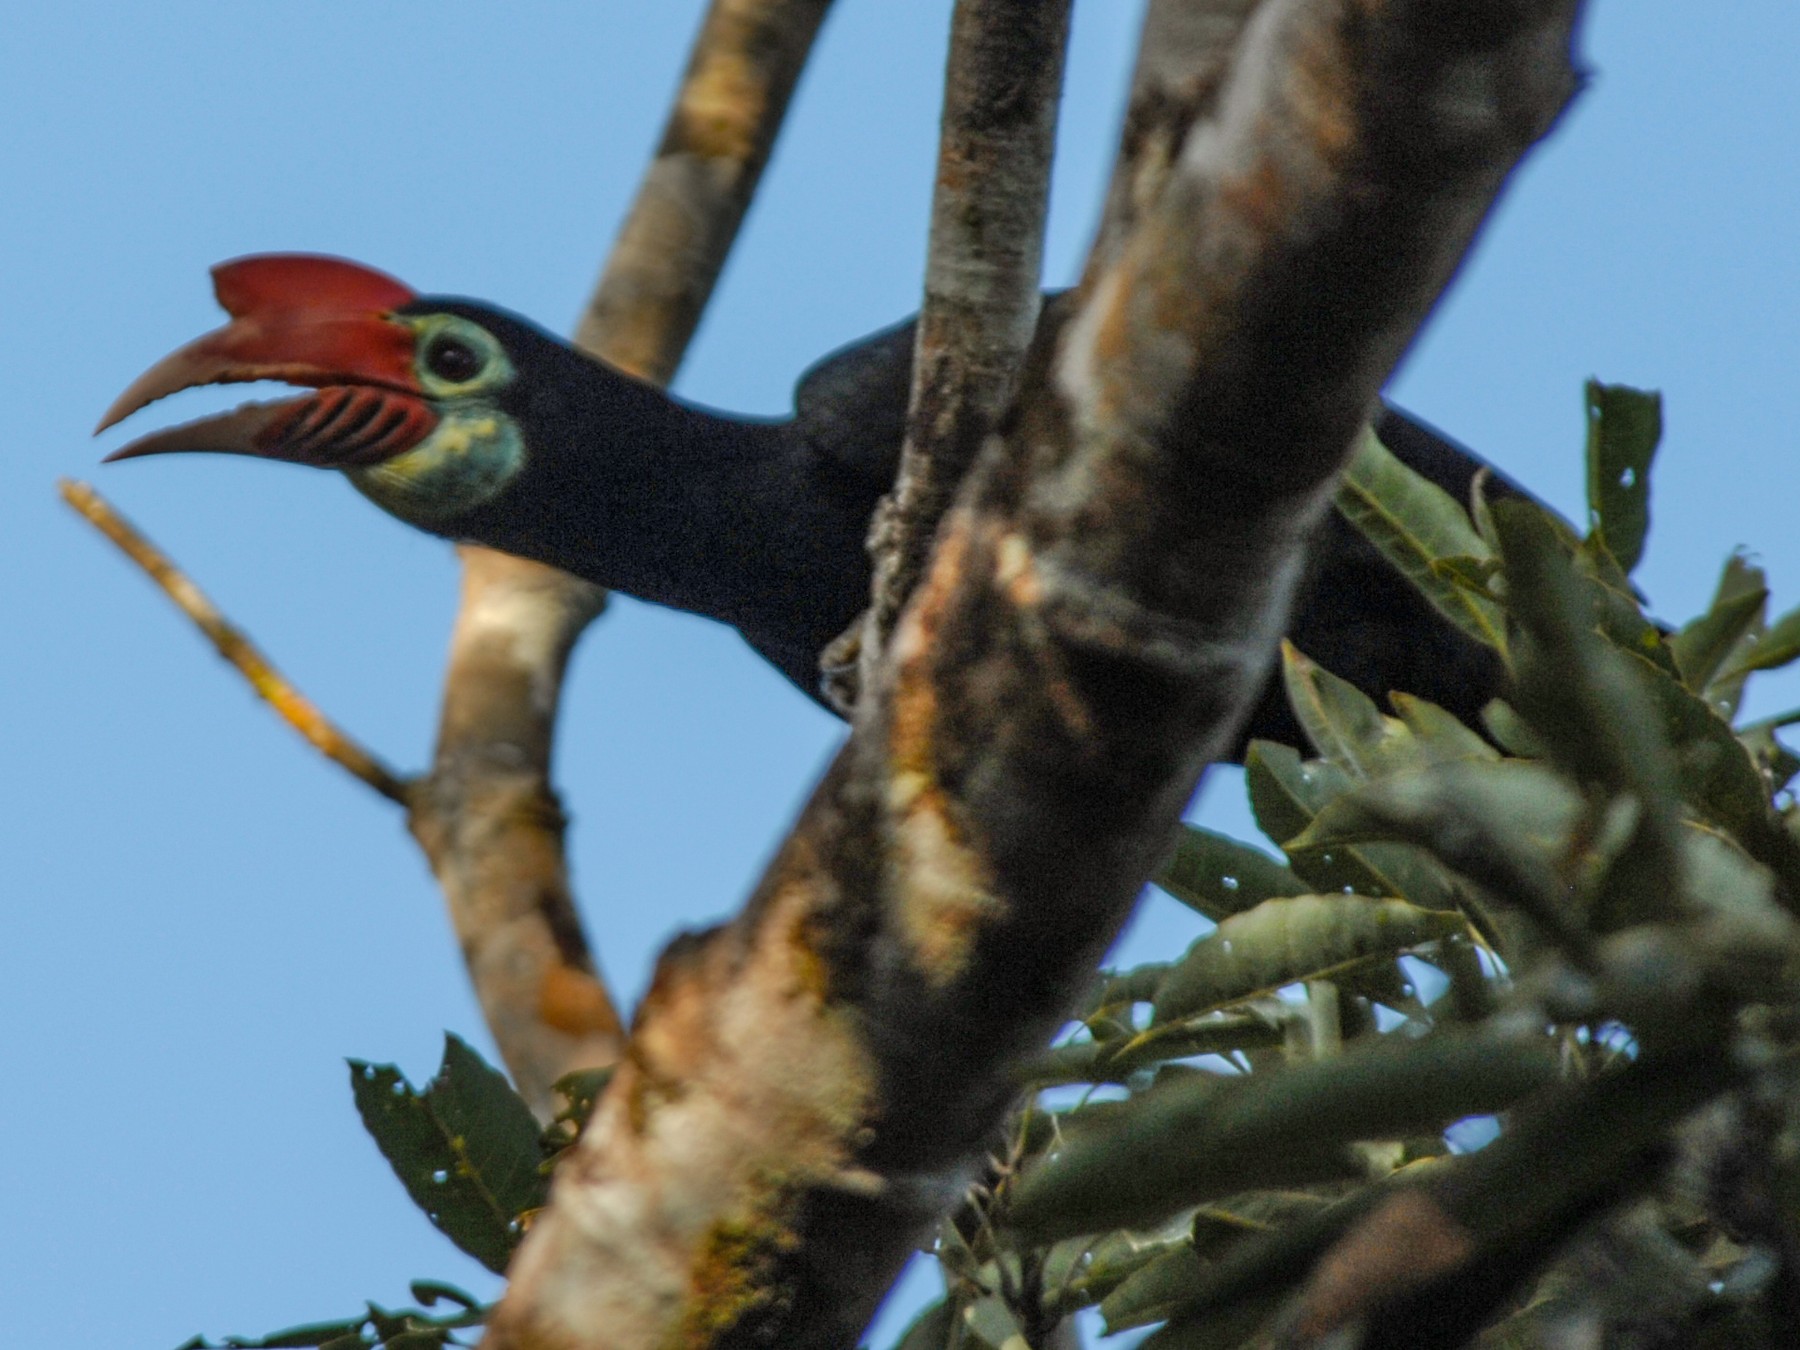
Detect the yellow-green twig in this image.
<box><xmin>60</xmin><ymin>478</ymin><xmax>412</xmax><ymax>805</ymax></box>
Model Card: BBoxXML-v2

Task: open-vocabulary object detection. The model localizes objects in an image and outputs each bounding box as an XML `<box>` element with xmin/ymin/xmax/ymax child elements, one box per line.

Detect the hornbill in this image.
<box><xmin>99</xmin><ymin>254</ymin><xmax>1507</xmax><ymax>757</ymax></box>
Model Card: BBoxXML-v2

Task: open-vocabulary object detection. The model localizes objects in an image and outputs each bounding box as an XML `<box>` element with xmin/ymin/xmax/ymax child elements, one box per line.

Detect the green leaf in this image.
<box><xmin>1025</xmin><ymin>1013</ymin><xmax>1287</xmax><ymax>1088</ymax></box>
<box><xmin>959</xmin><ymin>1295</ymin><xmax>1028</xmax><ymax>1350</ymax></box>
<box><xmin>1584</xmin><ymin>381</ymin><xmax>1661</xmax><ymax>574</ymax></box>
<box><xmin>1085</xmin><ymin>961</ymin><xmax>1173</xmax><ymax>1016</ymax></box>
<box><xmin>1628</xmin><ymin>649</ymin><xmax>1772</xmax><ymax>835</ymax></box>
<box><xmin>1153</xmin><ymin>895</ymin><xmax>1465</xmax><ymax>1023</ymax></box>
<box><xmin>1717</xmin><ymin>597</ymin><xmax>1800</xmax><ymax>684</ymax></box>
<box><xmin>1672</xmin><ymin>552</ymin><xmax>1767</xmax><ymax>699</ymax></box>
<box><xmin>1101</xmin><ymin>1195</ymin><xmax>1329</xmax><ymax>1332</ymax></box>
<box><xmin>1738</xmin><ymin>719</ymin><xmax>1800</xmax><ymax>796</ymax></box>
<box><xmin>1246</xmin><ymin>740</ymin><xmax>1351</xmax><ymax>848</ymax></box>
<box><xmin>551</xmin><ymin>1066</ymin><xmax>612</xmax><ymax>1127</ymax></box>
<box><xmin>381</xmin><ymin>1333</ymin><xmax>453</xmax><ymax>1350</ymax></box>
<box><xmin>1480</xmin><ymin>699</ymin><xmax>1547</xmax><ymax>758</ymax></box>
<box><xmin>1493</xmin><ymin>501</ymin><xmax>1683</xmax><ymax>831</ymax></box>
<box><xmin>215</xmin><ymin>1317</ymin><xmax>368</xmax><ymax>1348</ymax></box>
<box><xmin>1101</xmin><ymin>1247</ymin><xmax>1208</xmax><ymax>1331</ymax></box>
<box><xmin>1190</xmin><ymin>1192</ymin><xmax>1332</xmax><ymax>1257</ymax></box>
<box><xmin>1388</xmin><ymin>693</ymin><xmax>1500</xmax><ymax>763</ymax></box>
<box><xmin>1429</xmin><ymin>552</ymin><xmax>1502</xmax><ymax>599</ymax></box>
<box><xmin>1007</xmin><ymin>1028</ymin><xmax>1560</xmax><ymax>1242</ymax></box>
<box><xmin>887</xmin><ymin>1297</ymin><xmax>955</xmax><ymax>1350</ymax></box>
<box><xmin>408</xmin><ymin>1281</ymin><xmax>482</xmax><ymax>1312</ymax></box>
<box><xmin>1054</xmin><ymin>1232</ymin><xmax>1193</xmax><ymax>1315</ymax></box>
<box><xmin>1583</xmin><ymin>561</ymin><xmax>1683</xmax><ymax>680</ymax></box>
<box><xmin>178</xmin><ymin>1288</ymin><xmax>488</xmax><ymax>1350</ymax></box>
<box><xmin>349</xmin><ymin>1035</ymin><xmax>549</xmax><ymax>1274</ymax></box>
<box><xmin>1246</xmin><ymin>741</ymin><xmax>1459</xmax><ymax>910</ymax></box>
<box><xmin>1294</xmin><ymin>761</ymin><xmax>1595</xmax><ymax>955</ymax></box>
<box><xmin>1334</xmin><ymin>425</ymin><xmax>1506</xmax><ymax>651</ymax></box>
<box><xmin>1138</xmin><ymin>1297</ymin><xmax>1283</xmax><ymax>1350</ymax></box>
<box><xmin>1280</xmin><ymin>642</ymin><xmax>1412</xmax><ymax>777</ymax></box>
<box><xmin>541</xmin><ymin>1065</ymin><xmax>616</xmax><ymax>1158</ymax></box>
<box><xmin>1155</xmin><ymin>825</ymin><xmax>1305</xmax><ymax>921</ymax></box>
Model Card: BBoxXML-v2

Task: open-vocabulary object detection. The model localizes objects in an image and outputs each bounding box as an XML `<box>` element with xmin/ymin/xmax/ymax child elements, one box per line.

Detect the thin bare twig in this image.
<box><xmin>59</xmin><ymin>478</ymin><xmax>410</xmax><ymax>805</ymax></box>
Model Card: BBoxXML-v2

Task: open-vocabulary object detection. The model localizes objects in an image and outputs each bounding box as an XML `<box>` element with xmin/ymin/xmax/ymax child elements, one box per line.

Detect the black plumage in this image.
<box><xmin>400</xmin><ymin>298</ymin><xmax>1508</xmax><ymax>755</ymax></box>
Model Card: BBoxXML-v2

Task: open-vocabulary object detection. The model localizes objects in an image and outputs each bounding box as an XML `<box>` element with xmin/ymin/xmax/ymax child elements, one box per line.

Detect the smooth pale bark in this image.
<box><xmin>841</xmin><ymin>0</ymin><xmax>1073</xmax><ymax>710</ymax></box>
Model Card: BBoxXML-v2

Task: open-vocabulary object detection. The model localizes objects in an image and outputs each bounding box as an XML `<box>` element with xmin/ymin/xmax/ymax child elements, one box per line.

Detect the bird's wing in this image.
<box><xmin>788</xmin><ymin>314</ymin><xmax>918</xmax><ymax>492</ymax></box>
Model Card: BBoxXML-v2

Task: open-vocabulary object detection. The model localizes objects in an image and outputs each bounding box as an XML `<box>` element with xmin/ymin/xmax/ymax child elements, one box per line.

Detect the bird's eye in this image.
<box><xmin>425</xmin><ymin>335</ymin><xmax>484</xmax><ymax>384</ymax></box>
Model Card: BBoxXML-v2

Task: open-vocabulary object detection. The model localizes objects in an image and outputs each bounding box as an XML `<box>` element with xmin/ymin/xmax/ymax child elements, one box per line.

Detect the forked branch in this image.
<box><xmin>484</xmin><ymin>1</ymin><xmax>1583</xmax><ymax>1345</ymax></box>
<box><xmin>403</xmin><ymin>0</ymin><xmax>839</xmax><ymax>1115</ymax></box>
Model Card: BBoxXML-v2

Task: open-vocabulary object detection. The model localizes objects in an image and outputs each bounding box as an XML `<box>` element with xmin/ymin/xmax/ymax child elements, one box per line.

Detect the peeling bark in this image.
<box><xmin>832</xmin><ymin>0</ymin><xmax>1072</xmax><ymax>712</ymax></box>
<box><xmin>411</xmin><ymin>0</ymin><xmax>839</xmax><ymax>1117</ymax></box>
<box><xmin>484</xmin><ymin>0</ymin><xmax>1583</xmax><ymax>1343</ymax></box>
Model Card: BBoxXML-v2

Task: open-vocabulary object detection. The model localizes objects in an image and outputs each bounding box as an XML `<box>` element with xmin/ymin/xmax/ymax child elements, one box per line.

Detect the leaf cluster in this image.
<box><xmin>182</xmin><ymin>1040</ymin><xmax>604</xmax><ymax>1349</ymax></box>
<box><xmin>886</xmin><ymin>385</ymin><xmax>1800</xmax><ymax>1349</ymax></box>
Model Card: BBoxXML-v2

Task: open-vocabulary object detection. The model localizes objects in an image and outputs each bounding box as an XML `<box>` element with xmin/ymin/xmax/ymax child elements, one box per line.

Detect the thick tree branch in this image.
<box><xmin>59</xmin><ymin>479</ymin><xmax>409</xmax><ymax>805</ymax></box>
<box><xmin>483</xmin><ymin>0</ymin><xmax>1583</xmax><ymax>1344</ymax></box>
<box><xmin>831</xmin><ymin>0</ymin><xmax>1071</xmax><ymax>711</ymax></box>
<box><xmin>1087</xmin><ymin>0</ymin><xmax>1262</xmax><ymax>281</ymax></box>
<box><xmin>409</xmin><ymin>0</ymin><xmax>839</xmax><ymax>1117</ymax></box>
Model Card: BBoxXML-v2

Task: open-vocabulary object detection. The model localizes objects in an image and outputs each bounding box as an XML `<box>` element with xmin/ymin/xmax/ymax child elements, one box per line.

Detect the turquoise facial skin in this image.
<box><xmin>347</xmin><ymin>313</ymin><xmax>526</xmax><ymax>527</ymax></box>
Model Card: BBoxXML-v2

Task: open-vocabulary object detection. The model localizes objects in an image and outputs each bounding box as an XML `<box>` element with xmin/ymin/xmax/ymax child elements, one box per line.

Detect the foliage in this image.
<box><xmin>175</xmin><ymin>1281</ymin><xmax>489</xmax><ymax>1350</ymax></box>
<box><xmin>190</xmin><ymin>386</ymin><xmax>1800</xmax><ymax>1348</ymax></box>
<box><xmin>883</xmin><ymin>385</ymin><xmax>1800</xmax><ymax>1348</ymax></box>
<box><xmin>182</xmin><ymin>1043</ymin><xmax>601</xmax><ymax>1350</ymax></box>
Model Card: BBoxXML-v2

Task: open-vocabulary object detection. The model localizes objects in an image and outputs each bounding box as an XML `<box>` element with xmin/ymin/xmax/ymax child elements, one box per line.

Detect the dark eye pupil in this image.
<box><xmin>426</xmin><ymin>336</ymin><xmax>483</xmax><ymax>383</ymax></box>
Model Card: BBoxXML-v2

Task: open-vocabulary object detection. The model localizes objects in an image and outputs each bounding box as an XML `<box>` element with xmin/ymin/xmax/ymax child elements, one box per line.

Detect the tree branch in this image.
<box><xmin>1086</xmin><ymin>0</ymin><xmax>1262</xmax><ymax>281</ymax></box>
<box><xmin>574</xmin><ymin>0</ymin><xmax>836</xmax><ymax>382</ymax></box>
<box><xmin>831</xmin><ymin>0</ymin><xmax>1072</xmax><ymax>712</ymax></box>
<box><xmin>408</xmin><ymin>0</ymin><xmax>839</xmax><ymax>1118</ymax></box>
<box><xmin>59</xmin><ymin>479</ymin><xmax>409</xmax><ymax>805</ymax></box>
<box><xmin>482</xmin><ymin>0</ymin><xmax>1583</xmax><ymax>1343</ymax></box>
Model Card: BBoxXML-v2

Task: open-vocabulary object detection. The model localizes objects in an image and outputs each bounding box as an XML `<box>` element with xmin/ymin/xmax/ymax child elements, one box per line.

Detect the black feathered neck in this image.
<box><xmin>403</xmin><ymin>299</ymin><xmax>881</xmax><ymax>693</ymax></box>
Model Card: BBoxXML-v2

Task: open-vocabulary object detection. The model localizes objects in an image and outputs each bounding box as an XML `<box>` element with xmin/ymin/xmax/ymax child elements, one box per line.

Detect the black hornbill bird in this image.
<box><xmin>99</xmin><ymin>254</ymin><xmax>1507</xmax><ymax>757</ymax></box>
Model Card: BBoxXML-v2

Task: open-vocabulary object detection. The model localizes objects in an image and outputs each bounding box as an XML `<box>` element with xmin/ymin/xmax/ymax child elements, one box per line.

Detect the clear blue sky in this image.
<box><xmin>3</xmin><ymin>3</ymin><xmax>1797</xmax><ymax>1346</ymax></box>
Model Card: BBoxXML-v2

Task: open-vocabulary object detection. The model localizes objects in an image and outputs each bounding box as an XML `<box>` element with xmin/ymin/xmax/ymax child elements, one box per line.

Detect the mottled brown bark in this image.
<box><xmin>409</xmin><ymin>551</ymin><xmax>617</xmax><ymax>1119</ymax></box>
<box><xmin>832</xmin><ymin>0</ymin><xmax>1072</xmax><ymax>712</ymax></box>
<box><xmin>484</xmin><ymin>0</ymin><xmax>1583</xmax><ymax>1344</ymax></box>
<box><xmin>410</xmin><ymin>0</ymin><xmax>839</xmax><ymax>1117</ymax></box>
<box><xmin>1086</xmin><ymin>0</ymin><xmax>1262</xmax><ymax>283</ymax></box>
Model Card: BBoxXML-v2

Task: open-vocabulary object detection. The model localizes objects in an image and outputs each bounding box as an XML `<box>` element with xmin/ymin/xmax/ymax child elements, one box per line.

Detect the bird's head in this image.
<box><xmin>99</xmin><ymin>254</ymin><xmax>536</xmax><ymax>530</ymax></box>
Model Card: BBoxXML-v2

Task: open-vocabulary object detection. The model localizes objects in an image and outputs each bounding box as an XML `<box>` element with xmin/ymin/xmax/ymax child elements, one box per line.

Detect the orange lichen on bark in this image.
<box><xmin>538</xmin><ymin>964</ymin><xmax>621</xmax><ymax>1038</ymax></box>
